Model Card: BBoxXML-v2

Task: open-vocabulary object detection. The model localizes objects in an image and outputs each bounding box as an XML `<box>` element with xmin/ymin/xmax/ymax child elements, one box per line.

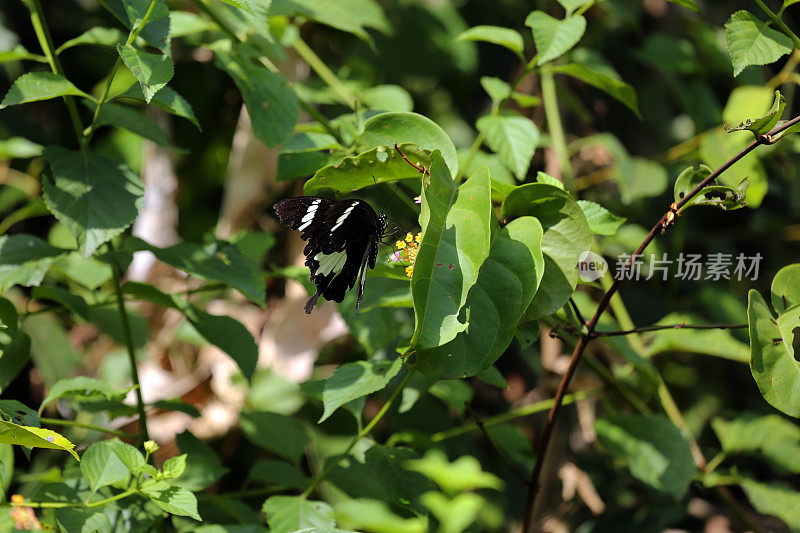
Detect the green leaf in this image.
<box><xmin>117</xmin><ymin>84</ymin><xmax>200</xmax><ymax>129</ymax></box>
<box><xmin>665</xmin><ymin>0</ymin><xmax>699</xmax><ymax>11</ymax></box>
<box><xmin>771</xmin><ymin>263</ymin><xmax>800</xmax><ymax>313</ymax></box>
<box><xmin>0</xmin><ymin>72</ymin><xmax>90</xmax><ymax>109</ymax></box>
<box><xmin>557</xmin><ymin>0</ymin><xmax>592</xmax><ymax>14</ymax></box>
<box><xmin>0</xmin><ymin>136</ymin><xmax>43</xmax><ymax>159</ymax></box>
<box><xmin>214</xmin><ymin>49</ymin><xmax>299</xmax><ymax>147</ymax></box>
<box><xmin>0</xmin><ymin>235</ymin><xmax>68</xmax><ymax>292</ymax></box>
<box><xmin>240</xmin><ymin>411</ymin><xmax>309</xmax><ymax>464</ymax></box>
<box><xmin>359</xmin><ymin>112</ymin><xmax>459</xmax><ymax>177</ymax></box>
<box><xmin>480</xmin><ymin>77</ymin><xmax>512</xmax><ymax>104</ymax></box>
<box><xmin>643</xmin><ymin>313</ymin><xmax>750</xmax><ymax>362</ymax></box>
<box><xmin>422</xmin><ymin>492</ymin><xmax>484</xmax><ymax>533</ymax></box>
<box><xmin>56</xmin><ymin>27</ymin><xmax>126</xmax><ymax>54</ymax></box>
<box><xmin>0</xmin><ymin>421</ymin><xmax>76</xmax><ymax>459</ymax></box>
<box><xmin>31</xmin><ymin>286</ymin><xmax>89</xmax><ymax>319</ymax></box>
<box><xmin>405</xmin><ymin>449</ymin><xmax>503</xmax><ymax>495</ymax></box>
<box><xmin>335</xmin><ymin>499</ymin><xmax>427</xmax><ymax>533</ymax></box>
<box><xmin>84</xmin><ymin>101</ymin><xmax>180</xmax><ymax>150</ymax></box>
<box><xmin>595</xmin><ymin>414</ymin><xmax>696</xmax><ymax>498</ymax></box>
<box><xmin>410</xmin><ymin>160</ymin><xmax>492</xmax><ymax>350</ymax></box>
<box><xmin>699</xmin><ymin>128</ymin><xmax>766</xmax><ymax>207</ymax></box>
<box><xmin>748</xmin><ymin>290</ymin><xmax>800</xmax><ymax>418</ymax></box>
<box><xmin>0</xmin><ymin>301</ymin><xmax>31</xmax><ymax>394</ymax></box>
<box><xmin>360</xmin><ymin>85</ymin><xmax>414</xmax><ymax>112</ymax></box>
<box><xmin>217</xmin><ymin>0</ymin><xmax>253</xmax><ymax>12</ymax></box>
<box><xmin>577</xmin><ymin>200</ymin><xmax>625</xmax><ymax>235</ymax></box>
<box><xmin>122</xmin><ymin>282</ymin><xmax>259</xmax><ymax>380</ymax></box>
<box><xmin>740</xmin><ymin>478</ymin><xmax>800</xmax><ymax>530</ymax></box>
<box><xmin>525</xmin><ymin>11</ymin><xmax>586</xmax><ymax>65</ymax></box>
<box><xmin>168</xmin><ymin>11</ymin><xmax>216</xmax><ymax>38</ymax></box>
<box><xmin>175</xmin><ymin>430</ymin><xmax>229</xmax><ymax>491</ymax></box>
<box><xmin>141</xmin><ymin>481</ymin><xmax>201</xmax><ymax>520</ymax></box>
<box><xmin>246</xmin><ymin>460</ymin><xmax>307</xmax><ymax>490</ymax></box>
<box><xmin>117</xmin><ymin>44</ymin><xmax>174</xmax><ymax>102</ymax></box>
<box><xmin>151</xmin><ymin>398</ymin><xmax>201</xmax><ymax>418</ymax></box>
<box><xmin>320</xmin><ymin>359</ymin><xmax>402</xmax><ymax>422</ymax></box>
<box><xmin>80</xmin><ymin>440</ymin><xmax>133</xmax><ymax>492</ymax></box>
<box><xmin>725</xmin><ymin>89</ymin><xmax>786</xmax><ymax>137</ymax></box>
<box><xmin>270</xmin><ymin>0</ymin><xmax>389</xmax><ymax>42</ymax></box>
<box><xmin>162</xmin><ymin>455</ymin><xmax>187</xmax><ymax>479</ymax></box>
<box><xmin>535</xmin><ymin>171</ymin><xmax>564</xmax><ymax>189</ymax></box>
<box><xmin>725</xmin><ymin>11</ymin><xmax>793</xmax><ymax>77</ymax></box>
<box><xmin>282</xmin><ymin>132</ymin><xmax>340</xmax><ymax>154</ymax></box>
<box><xmin>456</xmin><ymin>26</ymin><xmax>524</xmax><ymax>55</ymax></box>
<box><xmin>124</xmin><ymin>237</ymin><xmax>264</xmax><ymax>305</ymax></box>
<box><xmin>415</xmin><ymin>216</ymin><xmax>544</xmax><ymax>379</ymax></box>
<box><xmin>502</xmin><ymin>184</ymin><xmax>590</xmax><ymax>319</ymax></box>
<box><xmin>263</xmin><ymin>496</ymin><xmax>335</xmax><ymax>533</ymax></box>
<box><xmin>55</xmin><ymin>508</ymin><xmax>111</xmax><ymax>533</ymax></box>
<box><xmin>615</xmin><ymin>157</ymin><xmax>668</xmax><ymax>204</ymax></box>
<box><xmin>304</xmin><ymin>144</ymin><xmax>428</xmax><ymax>195</ymax></box>
<box><xmin>476</xmin><ymin>113</ymin><xmax>540</xmax><ymax>179</ymax></box>
<box><xmin>38</xmin><ymin>377</ymin><xmax>127</xmax><ymax>415</ymax></box>
<box><xmin>712</xmin><ymin>414</ymin><xmax>800</xmax><ymax>472</ymax></box>
<box><xmin>98</xmin><ymin>0</ymin><xmax>170</xmax><ymax>52</ymax></box>
<box><xmin>552</xmin><ymin>63</ymin><xmax>640</xmax><ymax>117</ymax></box>
<box><xmin>0</xmin><ymin>44</ymin><xmax>47</xmax><ymax>64</ymax></box>
<box><xmin>42</xmin><ymin>146</ymin><xmax>144</xmax><ymax>257</ymax></box>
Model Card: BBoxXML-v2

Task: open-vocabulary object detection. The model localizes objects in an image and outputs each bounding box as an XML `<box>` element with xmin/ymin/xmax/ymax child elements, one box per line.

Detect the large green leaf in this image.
<box><xmin>595</xmin><ymin>414</ymin><xmax>696</xmax><ymax>498</ymax></box>
<box><xmin>725</xmin><ymin>11</ymin><xmax>793</xmax><ymax>76</ymax></box>
<box><xmin>0</xmin><ymin>235</ymin><xmax>68</xmax><ymax>292</ymax></box>
<box><xmin>320</xmin><ymin>359</ymin><xmax>402</xmax><ymax>422</ymax></box>
<box><xmin>42</xmin><ymin>146</ymin><xmax>144</xmax><ymax>257</ymax></box>
<box><xmin>117</xmin><ymin>44</ymin><xmax>173</xmax><ymax>102</ymax></box>
<box><xmin>81</xmin><ymin>440</ymin><xmax>132</xmax><ymax>493</ymax></box>
<box><xmin>270</xmin><ymin>0</ymin><xmax>389</xmax><ymax>42</ymax></box>
<box><xmin>456</xmin><ymin>26</ymin><xmax>524</xmax><ymax>55</ymax></box>
<box><xmin>358</xmin><ymin>112</ymin><xmax>458</xmax><ymax>177</ymax></box>
<box><xmin>410</xmin><ymin>159</ymin><xmax>492</xmax><ymax>350</ymax></box>
<box><xmin>740</xmin><ymin>478</ymin><xmax>800</xmax><ymax>530</ymax></box>
<box><xmin>240</xmin><ymin>411</ymin><xmax>309</xmax><ymax>464</ymax></box>
<box><xmin>263</xmin><ymin>496</ymin><xmax>335</xmax><ymax>533</ymax></box>
<box><xmin>55</xmin><ymin>509</ymin><xmax>111</xmax><ymax>533</ymax></box>
<box><xmin>125</xmin><ymin>237</ymin><xmax>264</xmax><ymax>305</ymax></box>
<box><xmin>215</xmin><ymin>49</ymin><xmax>299</xmax><ymax>147</ymax></box>
<box><xmin>771</xmin><ymin>263</ymin><xmax>800</xmax><ymax>313</ymax></box>
<box><xmin>141</xmin><ymin>482</ymin><xmax>201</xmax><ymax>520</ymax></box>
<box><xmin>0</xmin><ymin>421</ymin><xmax>77</xmax><ymax>459</ymax></box>
<box><xmin>502</xmin><ymin>184</ymin><xmax>590</xmax><ymax>319</ymax></box>
<box><xmin>525</xmin><ymin>11</ymin><xmax>586</xmax><ymax>65</ymax></box>
<box><xmin>117</xmin><ymin>84</ymin><xmax>200</xmax><ymax>129</ymax></box>
<box><xmin>0</xmin><ymin>72</ymin><xmax>90</xmax><ymax>109</ymax></box>
<box><xmin>748</xmin><ymin>290</ymin><xmax>800</xmax><ymax>418</ymax></box>
<box><xmin>38</xmin><ymin>377</ymin><xmax>127</xmax><ymax>415</ymax></box>
<box><xmin>712</xmin><ymin>414</ymin><xmax>800</xmax><ymax>473</ymax></box>
<box><xmin>415</xmin><ymin>216</ymin><xmax>544</xmax><ymax>379</ymax></box>
<box><xmin>552</xmin><ymin>63</ymin><xmax>640</xmax><ymax>117</ymax></box>
<box><xmin>476</xmin><ymin>113</ymin><xmax>540</xmax><ymax>179</ymax></box>
<box><xmin>303</xmin><ymin>144</ymin><xmax>428</xmax><ymax>195</ymax></box>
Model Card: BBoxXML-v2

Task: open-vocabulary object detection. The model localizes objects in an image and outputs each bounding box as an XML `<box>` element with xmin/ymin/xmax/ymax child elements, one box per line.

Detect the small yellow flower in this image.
<box><xmin>415</xmin><ymin>233</ymin><xmax>422</xmax><ymax>243</ymax></box>
<box><xmin>396</xmin><ymin>240</ymin><xmax>406</xmax><ymax>249</ymax></box>
<box><xmin>10</xmin><ymin>495</ymin><xmax>24</xmax><ymax>504</ymax></box>
<box><xmin>405</xmin><ymin>265</ymin><xmax>414</xmax><ymax>276</ymax></box>
<box><xmin>405</xmin><ymin>232</ymin><xmax>414</xmax><ymax>242</ymax></box>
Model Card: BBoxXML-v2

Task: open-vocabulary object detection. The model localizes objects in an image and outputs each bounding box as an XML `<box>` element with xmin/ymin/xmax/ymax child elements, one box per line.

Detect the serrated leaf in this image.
<box><xmin>725</xmin><ymin>11</ymin><xmax>793</xmax><ymax>77</ymax></box>
<box><xmin>304</xmin><ymin>144</ymin><xmax>428</xmax><ymax>195</ymax></box>
<box><xmin>415</xmin><ymin>216</ymin><xmax>544</xmax><ymax>379</ymax></box>
<box><xmin>595</xmin><ymin>414</ymin><xmax>696</xmax><ymax>498</ymax></box>
<box><xmin>56</xmin><ymin>27</ymin><xmax>126</xmax><ymax>54</ymax></box>
<box><xmin>263</xmin><ymin>496</ymin><xmax>335</xmax><ymax>533</ymax></box>
<box><xmin>0</xmin><ymin>72</ymin><xmax>91</xmax><ymax>109</ymax></box>
<box><xmin>536</xmin><ymin>171</ymin><xmax>564</xmax><ymax>189</ymax></box>
<box><xmin>552</xmin><ymin>63</ymin><xmax>640</xmax><ymax>117</ymax></box>
<box><xmin>0</xmin><ymin>421</ymin><xmax>76</xmax><ymax>459</ymax></box>
<box><xmin>116</xmin><ymin>84</ymin><xmax>200</xmax><ymax>129</ymax></box>
<box><xmin>162</xmin><ymin>455</ymin><xmax>187</xmax><ymax>479</ymax></box>
<box><xmin>84</xmin><ymin>101</ymin><xmax>179</xmax><ymax>150</ymax></box>
<box><xmin>358</xmin><ymin>112</ymin><xmax>459</xmax><ymax>177</ymax></box>
<box><xmin>748</xmin><ymin>290</ymin><xmax>800</xmax><ymax>417</ymax></box>
<box><xmin>98</xmin><ymin>0</ymin><xmax>170</xmax><ymax>52</ymax></box>
<box><xmin>214</xmin><ymin>49</ymin><xmax>299</xmax><ymax>147</ymax></box>
<box><xmin>577</xmin><ymin>200</ymin><xmax>625</xmax><ymax>235</ymax></box>
<box><xmin>502</xmin><ymin>184</ymin><xmax>590</xmax><ymax>319</ymax></box>
<box><xmin>476</xmin><ymin>114</ymin><xmax>540</xmax><ymax>179</ymax></box>
<box><xmin>525</xmin><ymin>11</ymin><xmax>586</xmax><ymax>65</ymax></box>
<box><xmin>38</xmin><ymin>377</ymin><xmax>127</xmax><ymax>415</ymax></box>
<box><xmin>241</xmin><ymin>411</ymin><xmax>309</xmax><ymax>464</ymax></box>
<box><xmin>117</xmin><ymin>44</ymin><xmax>173</xmax><ymax>102</ymax></box>
<box><xmin>725</xmin><ymin>89</ymin><xmax>785</xmax><ymax>137</ymax></box>
<box><xmin>81</xmin><ymin>441</ymin><xmax>132</xmax><ymax>492</ymax></box>
<box><xmin>456</xmin><ymin>26</ymin><xmax>524</xmax><ymax>55</ymax></box>
<box><xmin>410</xmin><ymin>160</ymin><xmax>492</xmax><ymax>350</ymax></box>
<box><xmin>42</xmin><ymin>147</ymin><xmax>144</xmax><ymax>257</ymax></box>
<box><xmin>0</xmin><ymin>235</ymin><xmax>68</xmax><ymax>292</ymax></box>
<box><xmin>270</xmin><ymin>0</ymin><xmax>389</xmax><ymax>42</ymax></box>
<box><xmin>320</xmin><ymin>359</ymin><xmax>402</xmax><ymax>422</ymax></box>
<box><xmin>141</xmin><ymin>482</ymin><xmax>200</xmax><ymax>520</ymax></box>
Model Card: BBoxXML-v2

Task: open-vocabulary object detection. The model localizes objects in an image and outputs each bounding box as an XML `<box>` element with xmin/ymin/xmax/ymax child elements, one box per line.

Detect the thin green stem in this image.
<box><xmin>291</xmin><ymin>36</ymin><xmax>357</xmax><ymax>109</ymax></box>
<box><xmin>10</xmin><ymin>488</ymin><xmax>137</xmax><ymax>509</ymax></box>
<box><xmin>41</xmin><ymin>418</ymin><xmax>131</xmax><ymax>439</ymax></box>
<box><xmin>111</xmin><ymin>264</ymin><xmax>150</xmax><ymax>444</ymax></box>
<box><xmin>301</xmin><ymin>368</ymin><xmax>415</xmax><ymax>498</ymax></box>
<box><xmin>85</xmin><ymin>0</ymin><xmax>160</xmax><ymax>142</ymax></box>
<box><xmin>755</xmin><ymin>0</ymin><xmax>800</xmax><ymax>48</ymax></box>
<box><xmin>24</xmin><ymin>0</ymin><xmax>86</xmax><ymax>149</ymax></box>
<box><xmin>540</xmin><ymin>64</ymin><xmax>573</xmax><ymax>187</ymax></box>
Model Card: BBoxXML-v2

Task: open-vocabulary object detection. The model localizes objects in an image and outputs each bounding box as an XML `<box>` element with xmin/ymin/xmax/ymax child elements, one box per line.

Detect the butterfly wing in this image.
<box><xmin>274</xmin><ymin>196</ymin><xmax>333</xmax><ymax>241</ymax></box>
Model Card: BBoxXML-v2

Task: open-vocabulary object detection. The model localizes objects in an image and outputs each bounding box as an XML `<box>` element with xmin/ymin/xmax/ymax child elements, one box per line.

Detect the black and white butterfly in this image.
<box><xmin>274</xmin><ymin>196</ymin><xmax>387</xmax><ymax>314</ymax></box>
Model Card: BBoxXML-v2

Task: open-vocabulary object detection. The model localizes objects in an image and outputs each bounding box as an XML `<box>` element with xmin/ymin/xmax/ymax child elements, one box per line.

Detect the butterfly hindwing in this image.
<box><xmin>275</xmin><ymin>196</ymin><xmax>387</xmax><ymax>314</ymax></box>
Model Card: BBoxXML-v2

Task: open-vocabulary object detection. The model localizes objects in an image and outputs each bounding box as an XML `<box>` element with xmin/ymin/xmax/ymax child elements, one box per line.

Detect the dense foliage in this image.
<box><xmin>1</xmin><ymin>0</ymin><xmax>800</xmax><ymax>531</ymax></box>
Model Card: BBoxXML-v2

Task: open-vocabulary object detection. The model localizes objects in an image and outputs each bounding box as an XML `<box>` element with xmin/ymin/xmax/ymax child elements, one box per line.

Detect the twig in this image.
<box><xmin>520</xmin><ymin>115</ymin><xmax>800</xmax><ymax>532</ymax></box>
<box><xmin>590</xmin><ymin>322</ymin><xmax>748</xmax><ymax>338</ymax></box>
<box><xmin>394</xmin><ymin>143</ymin><xmax>427</xmax><ymax>174</ymax></box>
<box><xmin>568</xmin><ymin>297</ymin><xmax>587</xmax><ymax>328</ymax></box>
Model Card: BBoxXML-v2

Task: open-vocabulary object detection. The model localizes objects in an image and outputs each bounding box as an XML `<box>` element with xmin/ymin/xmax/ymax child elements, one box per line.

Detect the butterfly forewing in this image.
<box><xmin>275</xmin><ymin>196</ymin><xmax>387</xmax><ymax>313</ymax></box>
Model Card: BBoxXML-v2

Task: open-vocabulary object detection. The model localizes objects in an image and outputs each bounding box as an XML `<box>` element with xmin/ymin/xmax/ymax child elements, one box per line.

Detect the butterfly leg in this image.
<box><xmin>304</xmin><ymin>290</ymin><xmax>322</xmax><ymax>314</ymax></box>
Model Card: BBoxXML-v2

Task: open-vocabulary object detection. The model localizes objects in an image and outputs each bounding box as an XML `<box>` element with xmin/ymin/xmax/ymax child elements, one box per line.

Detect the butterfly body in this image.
<box><xmin>274</xmin><ymin>196</ymin><xmax>387</xmax><ymax>313</ymax></box>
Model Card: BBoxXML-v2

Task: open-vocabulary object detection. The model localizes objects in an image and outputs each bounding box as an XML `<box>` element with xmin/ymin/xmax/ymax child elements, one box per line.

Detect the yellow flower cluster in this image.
<box><xmin>392</xmin><ymin>232</ymin><xmax>422</xmax><ymax>277</ymax></box>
